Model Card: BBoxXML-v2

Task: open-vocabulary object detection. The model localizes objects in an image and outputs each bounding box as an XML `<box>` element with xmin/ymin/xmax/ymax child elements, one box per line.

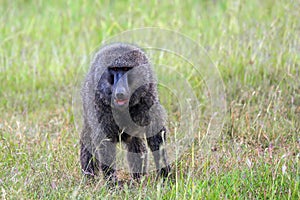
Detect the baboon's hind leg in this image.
<box><xmin>80</xmin><ymin>141</ymin><xmax>98</xmax><ymax>177</ymax></box>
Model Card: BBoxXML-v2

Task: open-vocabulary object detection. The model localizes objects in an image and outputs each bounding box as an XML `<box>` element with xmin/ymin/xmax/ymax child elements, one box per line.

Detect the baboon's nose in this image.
<box><xmin>114</xmin><ymin>90</ymin><xmax>129</xmax><ymax>106</ymax></box>
<box><xmin>115</xmin><ymin>86</ymin><xmax>127</xmax><ymax>100</ymax></box>
<box><xmin>116</xmin><ymin>92</ymin><xmax>125</xmax><ymax>99</ymax></box>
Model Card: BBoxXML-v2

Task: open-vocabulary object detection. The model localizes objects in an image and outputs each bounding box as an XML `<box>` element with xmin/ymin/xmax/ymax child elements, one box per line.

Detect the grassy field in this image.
<box><xmin>1</xmin><ymin>0</ymin><xmax>299</xmax><ymax>199</ymax></box>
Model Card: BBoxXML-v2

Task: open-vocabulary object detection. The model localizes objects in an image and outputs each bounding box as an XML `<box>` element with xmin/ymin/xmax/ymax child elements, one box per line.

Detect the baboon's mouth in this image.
<box><xmin>115</xmin><ymin>99</ymin><xmax>128</xmax><ymax>106</ymax></box>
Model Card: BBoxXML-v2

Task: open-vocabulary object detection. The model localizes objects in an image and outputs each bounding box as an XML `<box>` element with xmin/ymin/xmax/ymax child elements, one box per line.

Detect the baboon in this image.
<box><xmin>80</xmin><ymin>43</ymin><xmax>170</xmax><ymax>184</ymax></box>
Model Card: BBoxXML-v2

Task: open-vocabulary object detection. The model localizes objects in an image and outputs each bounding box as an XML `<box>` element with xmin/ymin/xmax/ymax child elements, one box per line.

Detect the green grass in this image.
<box><xmin>1</xmin><ymin>0</ymin><xmax>299</xmax><ymax>199</ymax></box>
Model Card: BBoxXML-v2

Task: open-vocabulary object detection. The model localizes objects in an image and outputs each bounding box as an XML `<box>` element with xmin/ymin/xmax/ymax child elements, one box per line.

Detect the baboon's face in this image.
<box><xmin>108</xmin><ymin>66</ymin><xmax>132</xmax><ymax>108</ymax></box>
<box><xmin>96</xmin><ymin>47</ymin><xmax>150</xmax><ymax>109</ymax></box>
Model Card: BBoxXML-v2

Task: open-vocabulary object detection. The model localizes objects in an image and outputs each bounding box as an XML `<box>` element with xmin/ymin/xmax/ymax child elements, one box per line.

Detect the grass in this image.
<box><xmin>0</xmin><ymin>0</ymin><xmax>299</xmax><ymax>199</ymax></box>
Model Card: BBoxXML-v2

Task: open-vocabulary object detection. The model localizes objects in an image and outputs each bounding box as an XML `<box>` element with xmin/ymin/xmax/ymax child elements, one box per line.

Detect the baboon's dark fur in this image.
<box><xmin>80</xmin><ymin>43</ymin><xmax>170</xmax><ymax>184</ymax></box>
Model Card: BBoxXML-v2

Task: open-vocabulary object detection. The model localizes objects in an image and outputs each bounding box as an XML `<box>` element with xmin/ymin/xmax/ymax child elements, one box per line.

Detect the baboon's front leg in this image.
<box><xmin>96</xmin><ymin>140</ymin><xmax>118</xmax><ymax>182</ymax></box>
<box><xmin>126</xmin><ymin>137</ymin><xmax>148</xmax><ymax>180</ymax></box>
<box><xmin>146</xmin><ymin>127</ymin><xmax>171</xmax><ymax>178</ymax></box>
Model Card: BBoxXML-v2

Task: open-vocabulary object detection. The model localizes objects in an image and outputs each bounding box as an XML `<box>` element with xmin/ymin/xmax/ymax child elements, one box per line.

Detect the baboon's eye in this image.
<box><xmin>111</xmin><ymin>67</ymin><xmax>118</xmax><ymax>71</ymax></box>
<box><xmin>123</xmin><ymin>67</ymin><xmax>132</xmax><ymax>72</ymax></box>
